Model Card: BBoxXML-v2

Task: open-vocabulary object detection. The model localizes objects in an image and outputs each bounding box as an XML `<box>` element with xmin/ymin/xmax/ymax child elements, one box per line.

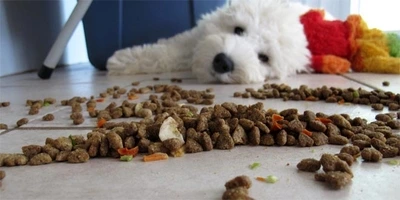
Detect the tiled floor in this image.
<box><xmin>0</xmin><ymin>64</ymin><xmax>399</xmax><ymax>200</ymax></box>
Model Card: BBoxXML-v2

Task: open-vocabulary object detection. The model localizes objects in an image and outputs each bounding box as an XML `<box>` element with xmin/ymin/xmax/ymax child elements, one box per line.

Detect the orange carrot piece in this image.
<box><xmin>338</xmin><ymin>99</ymin><xmax>345</xmax><ymax>105</ymax></box>
<box><xmin>272</xmin><ymin>114</ymin><xmax>284</xmax><ymax>121</ymax></box>
<box><xmin>271</xmin><ymin>121</ymin><xmax>283</xmax><ymax>131</ymax></box>
<box><xmin>96</xmin><ymin>98</ymin><xmax>105</xmax><ymax>102</ymax></box>
<box><xmin>97</xmin><ymin>118</ymin><xmax>107</xmax><ymax>128</ymax></box>
<box><xmin>118</xmin><ymin>146</ymin><xmax>139</xmax><ymax>157</ymax></box>
<box><xmin>128</xmin><ymin>94</ymin><xmax>139</xmax><ymax>100</ymax></box>
<box><xmin>256</xmin><ymin>177</ymin><xmax>267</xmax><ymax>182</ymax></box>
<box><xmin>302</xmin><ymin>129</ymin><xmax>313</xmax><ymax>137</ymax></box>
<box><xmin>315</xmin><ymin>117</ymin><xmax>332</xmax><ymax>125</ymax></box>
<box><xmin>143</xmin><ymin>153</ymin><xmax>169</xmax><ymax>162</ymax></box>
<box><xmin>305</xmin><ymin>96</ymin><xmax>318</xmax><ymax>101</ymax></box>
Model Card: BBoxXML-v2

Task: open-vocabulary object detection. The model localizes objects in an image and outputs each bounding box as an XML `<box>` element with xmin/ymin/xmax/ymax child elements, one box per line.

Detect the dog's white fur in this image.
<box><xmin>107</xmin><ymin>0</ymin><xmax>312</xmax><ymax>84</ymax></box>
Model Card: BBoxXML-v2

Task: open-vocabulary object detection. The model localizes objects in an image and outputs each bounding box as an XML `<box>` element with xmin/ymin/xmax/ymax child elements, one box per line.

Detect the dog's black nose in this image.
<box><xmin>213</xmin><ymin>53</ymin><xmax>234</xmax><ymax>73</ymax></box>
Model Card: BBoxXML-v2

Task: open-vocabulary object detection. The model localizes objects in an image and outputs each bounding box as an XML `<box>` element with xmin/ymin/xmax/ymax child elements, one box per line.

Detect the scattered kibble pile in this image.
<box><xmin>234</xmin><ymin>84</ymin><xmax>400</xmax><ymax>111</ymax></box>
<box><xmin>0</xmin><ymin>83</ymin><xmax>399</xmax><ymax>194</ymax></box>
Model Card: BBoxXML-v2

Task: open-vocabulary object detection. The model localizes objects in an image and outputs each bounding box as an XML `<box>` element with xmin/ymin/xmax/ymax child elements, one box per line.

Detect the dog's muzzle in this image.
<box><xmin>213</xmin><ymin>53</ymin><xmax>234</xmax><ymax>73</ymax></box>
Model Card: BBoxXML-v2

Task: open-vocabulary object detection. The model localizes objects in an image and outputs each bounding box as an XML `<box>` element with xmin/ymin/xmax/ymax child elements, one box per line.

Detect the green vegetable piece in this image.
<box><xmin>249</xmin><ymin>162</ymin><xmax>261</xmax><ymax>170</ymax></box>
<box><xmin>353</xmin><ymin>91</ymin><xmax>359</xmax><ymax>98</ymax></box>
<box><xmin>44</xmin><ymin>102</ymin><xmax>51</xmax><ymax>107</ymax></box>
<box><xmin>120</xmin><ymin>155</ymin><xmax>133</xmax><ymax>162</ymax></box>
<box><xmin>186</xmin><ymin>111</ymin><xmax>194</xmax><ymax>117</ymax></box>
<box><xmin>265</xmin><ymin>175</ymin><xmax>278</xmax><ymax>183</ymax></box>
<box><xmin>69</xmin><ymin>135</ymin><xmax>76</xmax><ymax>147</ymax></box>
<box><xmin>387</xmin><ymin>160</ymin><xmax>400</xmax><ymax>166</ymax></box>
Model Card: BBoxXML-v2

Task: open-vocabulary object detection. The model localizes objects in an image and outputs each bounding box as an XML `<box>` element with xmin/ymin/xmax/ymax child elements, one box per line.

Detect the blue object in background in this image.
<box><xmin>82</xmin><ymin>0</ymin><xmax>226</xmax><ymax>70</ymax></box>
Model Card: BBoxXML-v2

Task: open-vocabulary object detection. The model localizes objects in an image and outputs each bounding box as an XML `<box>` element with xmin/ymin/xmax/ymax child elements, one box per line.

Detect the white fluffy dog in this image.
<box><xmin>107</xmin><ymin>0</ymin><xmax>312</xmax><ymax>84</ymax></box>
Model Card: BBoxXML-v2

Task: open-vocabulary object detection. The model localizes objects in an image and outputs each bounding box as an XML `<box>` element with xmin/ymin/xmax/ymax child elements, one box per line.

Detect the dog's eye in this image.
<box><xmin>258</xmin><ymin>53</ymin><xmax>269</xmax><ymax>63</ymax></box>
<box><xmin>234</xmin><ymin>27</ymin><xmax>244</xmax><ymax>35</ymax></box>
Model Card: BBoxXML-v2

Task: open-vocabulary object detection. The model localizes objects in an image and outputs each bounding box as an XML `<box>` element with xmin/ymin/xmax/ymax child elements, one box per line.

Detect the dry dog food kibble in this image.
<box><xmin>382</xmin><ymin>81</ymin><xmax>390</xmax><ymax>86</ymax></box>
<box><xmin>16</xmin><ymin>118</ymin><xmax>29</xmax><ymax>127</ymax></box>
<box><xmin>315</xmin><ymin>171</ymin><xmax>352</xmax><ymax>189</ymax></box>
<box><xmin>223</xmin><ymin>175</ymin><xmax>253</xmax><ymax>200</ymax></box>
<box><xmin>0</xmin><ymin>123</ymin><xmax>8</xmax><ymax>130</ymax></box>
<box><xmin>42</xmin><ymin>114</ymin><xmax>55</xmax><ymax>121</ymax></box>
<box><xmin>361</xmin><ymin>148</ymin><xmax>383</xmax><ymax>162</ymax></box>
<box><xmin>1</xmin><ymin>83</ymin><xmax>400</xmax><ymax>194</ymax></box>
<box><xmin>1</xmin><ymin>102</ymin><xmax>10</xmax><ymax>107</ymax></box>
<box><xmin>297</xmin><ymin>158</ymin><xmax>321</xmax><ymax>172</ymax></box>
<box><xmin>0</xmin><ymin>170</ymin><xmax>5</xmax><ymax>180</ymax></box>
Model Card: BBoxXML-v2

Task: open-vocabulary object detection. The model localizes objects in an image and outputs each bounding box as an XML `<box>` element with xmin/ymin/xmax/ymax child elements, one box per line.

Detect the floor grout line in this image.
<box><xmin>0</xmin><ymin>126</ymin><xmax>95</xmax><ymax>136</ymax></box>
<box><xmin>339</xmin><ymin>74</ymin><xmax>381</xmax><ymax>91</ymax></box>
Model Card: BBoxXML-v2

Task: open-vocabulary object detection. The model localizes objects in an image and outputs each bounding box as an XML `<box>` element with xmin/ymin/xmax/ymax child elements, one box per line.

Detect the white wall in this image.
<box><xmin>0</xmin><ymin>0</ymin><xmax>63</xmax><ymax>76</ymax></box>
<box><xmin>0</xmin><ymin>0</ymin><xmax>88</xmax><ymax>77</ymax></box>
<box><xmin>59</xmin><ymin>0</ymin><xmax>88</xmax><ymax>65</ymax></box>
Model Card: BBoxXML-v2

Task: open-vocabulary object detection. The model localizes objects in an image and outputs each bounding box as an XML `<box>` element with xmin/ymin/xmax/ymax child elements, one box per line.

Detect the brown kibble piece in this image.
<box><xmin>329</xmin><ymin>114</ymin><xmax>352</xmax><ymax>129</ymax></box>
<box><xmin>380</xmin><ymin>146</ymin><xmax>399</xmax><ymax>158</ymax></box>
<box><xmin>56</xmin><ymin>151</ymin><xmax>71</xmax><ymax>162</ymax></box>
<box><xmin>371</xmin><ymin>138</ymin><xmax>387</xmax><ymax>150</ymax></box>
<box><xmin>315</xmin><ymin>171</ymin><xmax>352</xmax><ymax>189</ymax></box>
<box><xmin>29</xmin><ymin>153</ymin><xmax>52</xmax><ymax>165</ymax></box>
<box><xmin>361</xmin><ymin>148</ymin><xmax>382</xmax><ymax>162</ymax></box>
<box><xmin>148</xmin><ymin>142</ymin><xmax>169</xmax><ymax>154</ymax></box>
<box><xmin>308</xmin><ymin>120</ymin><xmax>327</xmax><ymax>132</ymax></box>
<box><xmin>16</xmin><ymin>118</ymin><xmax>29</xmax><ymax>127</ymax></box>
<box><xmin>107</xmin><ymin>131</ymin><xmax>123</xmax><ymax>150</ymax></box>
<box><xmin>215</xmin><ymin>131</ymin><xmax>235</xmax><ymax>150</ymax></box>
<box><xmin>239</xmin><ymin>119</ymin><xmax>254</xmax><ymax>130</ymax></box>
<box><xmin>185</xmin><ymin>138</ymin><xmax>203</xmax><ymax>153</ymax></box>
<box><xmin>163</xmin><ymin>138</ymin><xmax>184</xmax><ymax>152</ymax></box>
<box><xmin>328</xmin><ymin>135</ymin><xmax>349</xmax><ymax>145</ymax></box>
<box><xmin>0</xmin><ymin>170</ymin><xmax>5</xmax><ymax>180</ymax></box>
<box><xmin>54</xmin><ymin>137</ymin><xmax>73</xmax><ymax>151</ymax></box>
<box><xmin>2</xmin><ymin>154</ymin><xmax>28</xmax><ymax>166</ymax></box>
<box><xmin>42</xmin><ymin>114</ymin><xmax>55</xmax><ymax>121</ymax></box>
<box><xmin>222</xmin><ymin>187</ymin><xmax>253</xmax><ymax>200</ymax></box>
<box><xmin>320</xmin><ymin>154</ymin><xmax>338</xmax><ymax>172</ymax></box>
<box><xmin>248</xmin><ymin>126</ymin><xmax>260</xmax><ymax>145</ymax></box>
<box><xmin>199</xmin><ymin>132</ymin><xmax>213</xmax><ymax>151</ymax></box>
<box><xmin>352</xmin><ymin>140</ymin><xmax>371</xmax><ymax>150</ymax></box>
<box><xmin>382</xmin><ymin>81</ymin><xmax>390</xmax><ymax>86</ymax></box>
<box><xmin>232</xmin><ymin>125</ymin><xmax>247</xmax><ymax>145</ymax></box>
<box><xmin>297</xmin><ymin>158</ymin><xmax>321</xmax><ymax>172</ymax></box>
<box><xmin>335</xmin><ymin>153</ymin><xmax>355</xmax><ymax>166</ymax></box>
<box><xmin>276</xmin><ymin>129</ymin><xmax>287</xmax><ymax>146</ymax></box>
<box><xmin>375</xmin><ymin>114</ymin><xmax>392</xmax><ymax>122</ymax></box>
<box><xmin>0</xmin><ymin>123</ymin><xmax>8</xmax><ymax>129</ymax></box>
<box><xmin>371</xmin><ymin>103</ymin><xmax>384</xmax><ymax>111</ymax></box>
<box><xmin>67</xmin><ymin>149</ymin><xmax>90</xmax><ymax>163</ymax></box>
<box><xmin>386</xmin><ymin>120</ymin><xmax>400</xmax><ymax>129</ymax></box>
<box><xmin>42</xmin><ymin>144</ymin><xmax>60</xmax><ymax>160</ymax></box>
<box><xmin>298</xmin><ymin>133</ymin><xmax>314</xmax><ymax>147</ymax></box>
<box><xmin>340</xmin><ymin>145</ymin><xmax>360</xmax><ymax>157</ymax></box>
<box><xmin>22</xmin><ymin>145</ymin><xmax>42</xmax><ymax>159</ymax></box>
<box><xmin>311</xmin><ymin>132</ymin><xmax>328</xmax><ymax>146</ymax></box>
<box><xmin>225</xmin><ymin>175</ymin><xmax>252</xmax><ymax>189</ymax></box>
<box><xmin>260</xmin><ymin>134</ymin><xmax>275</xmax><ymax>146</ymax></box>
<box><xmin>1</xmin><ymin>102</ymin><xmax>10</xmax><ymax>107</ymax></box>
<box><xmin>388</xmin><ymin>103</ymin><xmax>400</xmax><ymax>111</ymax></box>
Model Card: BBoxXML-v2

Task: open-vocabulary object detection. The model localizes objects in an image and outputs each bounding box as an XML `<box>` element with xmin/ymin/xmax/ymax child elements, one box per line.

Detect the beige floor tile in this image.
<box><xmin>0</xmin><ymin>65</ymin><xmax>399</xmax><ymax>199</ymax></box>
<box><xmin>342</xmin><ymin>73</ymin><xmax>400</xmax><ymax>93</ymax></box>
